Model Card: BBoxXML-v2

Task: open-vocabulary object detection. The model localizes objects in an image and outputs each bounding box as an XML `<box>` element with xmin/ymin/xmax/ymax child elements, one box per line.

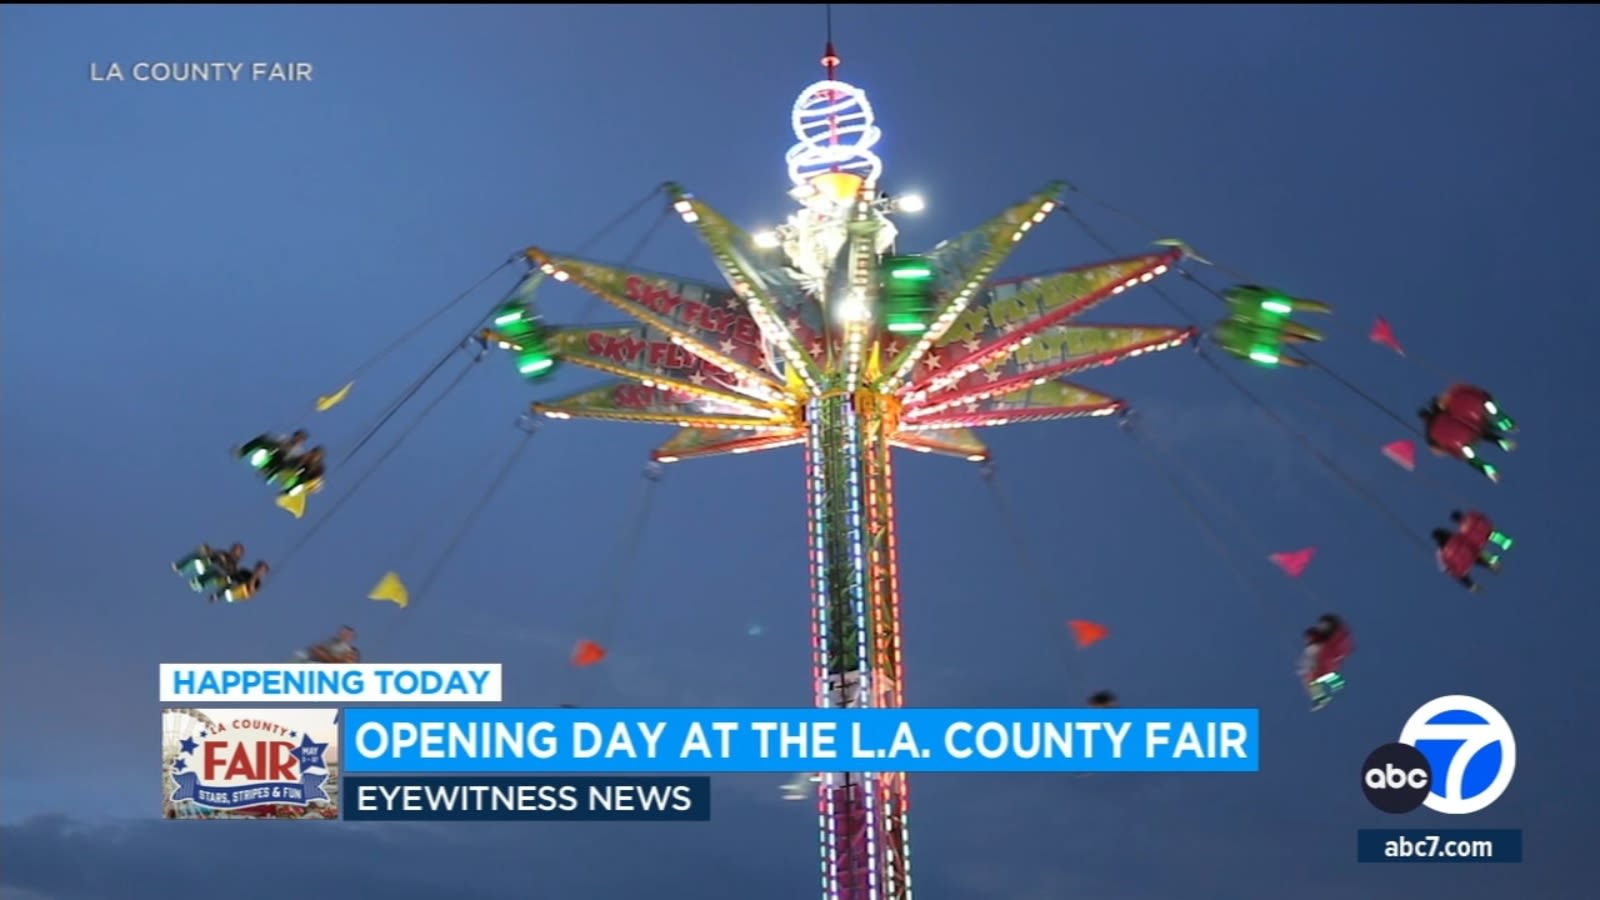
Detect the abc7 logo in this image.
<box><xmin>1361</xmin><ymin>743</ymin><xmax>1432</xmax><ymax>814</ymax></box>
<box><xmin>1361</xmin><ymin>695</ymin><xmax>1517</xmax><ymax>815</ymax></box>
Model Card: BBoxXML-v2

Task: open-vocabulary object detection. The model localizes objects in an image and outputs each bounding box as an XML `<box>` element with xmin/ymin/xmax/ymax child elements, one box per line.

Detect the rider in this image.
<box><xmin>1298</xmin><ymin>614</ymin><xmax>1352</xmax><ymax>709</ymax></box>
<box><xmin>237</xmin><ymin>430</ymin><xmax>308</xmax><ymax>476</ymax></box>
<box><xmin>1432</xmin><ymin>527</ymin><xmax>1497</xmax><ymax>591</ymax></box>
<box><xmin>300</xmin><ymin>625</ymin><xmax>360</xmax><ymax>662</ymax></box>
<box><xmin>1419</xmin><ymin>404</ymin><xmax>1503</xmax><ymax>482</ymax></box>
<box><xmin>1210</xmin><ymin>319</ymin><xmax>1313</xmax><ymax>367</ymax></box>
<box><xmin>1451</xmin><ymin>509</ymin><xmax>1512</xmax><ymax>554</ymax></box>
<box><xmin>275</xmin><ymin>446</ymin><xmax>326</xmax><ymax>495</ymax></box>
<box><xmin>1211</xmin><ymin>285</ymin><xmax>1329</xmax><ymax>367</ymax></box>
<box><xmin>215</xmin><ymin>561</ymin><xmax>270</xmax><ymax>604</ymax></box>
<box><xmin>1222</xmin><ymin>285</ymin><xmax>1331</xmax><ymax>322</ymax></box>
<box><xmin>1439</xmin><ymin>384</ymin><xmax>1516</xmax><ymax>440</ymax></box>
<box><xmin>173</xmin><ymin>543</ymin><xmax>245</xmax><ymax>592</ymax></box>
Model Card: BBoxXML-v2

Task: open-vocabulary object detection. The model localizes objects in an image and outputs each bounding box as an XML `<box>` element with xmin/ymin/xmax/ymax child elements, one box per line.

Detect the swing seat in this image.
<box><xmin>1307</xmin><ymin>671</ymin><xmax>1345</xmax><ymax>710</ymax></box>
<box><xmin>280</xmin><ymin>475</ymin><xmax>324</xmax><ymax>497</ymax></box>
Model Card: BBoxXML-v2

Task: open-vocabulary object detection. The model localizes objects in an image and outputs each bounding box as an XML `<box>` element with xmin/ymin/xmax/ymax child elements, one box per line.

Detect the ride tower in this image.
<box><xmin>500</xmin><ymin>39</ymin><xmax>1192</xmax><ymax>900</ymax></box>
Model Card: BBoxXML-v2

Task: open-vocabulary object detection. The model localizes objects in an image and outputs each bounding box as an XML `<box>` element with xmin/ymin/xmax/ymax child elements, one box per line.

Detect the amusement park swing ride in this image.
<box><xmin>193</xmin><ymin>19</ymin><xmax>1521</xmax><ymax>900</ymax></box>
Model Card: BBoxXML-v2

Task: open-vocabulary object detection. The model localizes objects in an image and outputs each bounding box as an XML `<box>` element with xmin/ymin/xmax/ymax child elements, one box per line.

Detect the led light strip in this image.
<box><xmin>899</xmin><ymin>404</ymin><xmax>1124</xmax><ymax>429</ymax></box>
<box><xmin>867</xmin><ymin>421</ymin><xmax>910</xmax><ymax>898</ymax></box>
<box><xmin>530</xmin><ymin>406</ymin><xmax>792</xmax><ymax>429</ymax></box>
<box><xmin>805</xmin><ymin>413</ymin><xmax>843</xmax><ymax>900</ymax></box>
<box><xmin>841</xmin><ymin>186</ymin><xmax>879</xmax><ymax>393</ymax></box>
<box><xmin>841</xmin><ymin>402</ymin><xmax>882</xmax><ymax>897</ymax></box>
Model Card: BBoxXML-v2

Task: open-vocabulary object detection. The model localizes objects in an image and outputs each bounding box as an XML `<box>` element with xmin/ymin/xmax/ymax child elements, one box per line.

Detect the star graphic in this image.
<box><xmin>719</xmin><ymin>339</ymin><xmax>737</xmax><ymax>354</ymax></box>
<box><xmin>291</xmin><ymin>733</ymin><xmax>329</xmax><ymax>771</ymax></box>
<box><xmin>963</xmin><ymin>338</ymin><xmax>982</xmax><ymax>353</ymax></box>
<box><xmin>787</xmin><ymin>316</ymin><xmax>804</xmax><ymax>333</ymax></box>
<box><xmin>179</xmin><ymin>737</ymin><xmax>198</xmax><ymax>755</ymax></box>
<box><xmin>172</xmin><ymin>758</ymin><xmax>188</xmax><ymax>772</ymax></box>
<box><xmin>689</xmin><ymin>372</ymin><xmax>706</xmax><ymax>385</ymax></box>
<box><xmin>924</xmin><ymin>356</ymin><xmax>942</xmax><ymax>371</ymax></box>
<box><xmin>290</xmin><ymin>732</ymin><xmax>298</xmax><ymax>738</ymax></box>
<box><xmin>983</xmin><ymin>369</ymin><xmax>1003</xmax><ymax>383</ymax></box>
<box><xmin>198</xmin><ymin>731</ymin><xmax>207</xmax><ymax>738</ymax></box>
<box><xmin>808</xmin><ymin>340</ymin><xmax>824</xmax><ymax>356</ymax></box>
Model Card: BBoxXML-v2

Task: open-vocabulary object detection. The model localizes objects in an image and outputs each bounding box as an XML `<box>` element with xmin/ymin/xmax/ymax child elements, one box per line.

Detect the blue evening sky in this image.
<box><xmin>2</xmin><ymin>4</ymin><xmax>1596</xmax><ymax>898</ymax></box>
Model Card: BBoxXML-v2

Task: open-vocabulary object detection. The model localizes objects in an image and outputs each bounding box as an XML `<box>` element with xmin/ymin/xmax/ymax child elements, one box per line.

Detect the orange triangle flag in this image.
<box><xmin>571</xmin><ymin>639</ymin><xmax>607</xmax><ymax>667</ymax></box>
<box><xmin>1068</xmin><ymin>620</ymin><xmax>1108</xmax><ymax>648</ymax></box>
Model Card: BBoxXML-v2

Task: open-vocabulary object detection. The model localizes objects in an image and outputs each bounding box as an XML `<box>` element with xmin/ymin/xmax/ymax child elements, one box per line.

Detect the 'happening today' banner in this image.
<box><xmin>342</xmin><ymin>707</ymin><xmax>1260</xmax><ymax>774</ymax></box>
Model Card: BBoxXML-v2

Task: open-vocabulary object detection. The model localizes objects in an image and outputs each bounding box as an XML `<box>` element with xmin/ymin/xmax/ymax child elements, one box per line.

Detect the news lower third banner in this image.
<box><xmin>342</xmin><ymin>707</ymin><xmax>1260</xmax><ymax>774</ymax></box>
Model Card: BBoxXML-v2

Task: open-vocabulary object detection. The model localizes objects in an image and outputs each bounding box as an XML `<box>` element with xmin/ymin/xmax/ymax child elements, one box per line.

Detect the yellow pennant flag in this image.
<box><xmin>275</xmin><ymin>493</ymin><xmax>308</xmax><ymax>519</ymax></box>
<box><xmin>316</xmin><ymin>382</ymin><xmax>353</xmax><ymax>412</ymax></box>
<box><xmin>368</xmin><ymin>572</ymin><xmax>409</xmax><ymax>608</ymax></box>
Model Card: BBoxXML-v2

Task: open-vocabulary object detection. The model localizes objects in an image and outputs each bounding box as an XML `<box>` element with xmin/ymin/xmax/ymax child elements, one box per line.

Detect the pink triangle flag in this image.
<box><xmin>1370</xmin><ymin>317</ymin><xmax>1405</xmax><ymax>356</ymax></box>
<box><xmin>1269</xmin><ymin>547</ymin><xmax>1315</xmax><ymax>578</ymax></box>
<box><xmin>1382</xmin><ymin>439</ymin><xmax>1416</xmax><ymax>471</ymax></box>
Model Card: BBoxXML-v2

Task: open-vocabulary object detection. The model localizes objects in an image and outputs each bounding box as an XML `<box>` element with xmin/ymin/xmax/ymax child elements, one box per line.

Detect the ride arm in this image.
<box><xmin>521</xmin><ymin>249</ymin><xmax>790</xmax><ymax>405</ymax></box>
<box><xmin>886</xmin><ymin>428</ymin><xmax>990</xmax><ymax>462</ymax></box>
<box><xmin>898</xmin><ymin>380</ymin><xmax>1124</xmax><ymax>430</ymax></box>
<box><xmin>651</xmin><ymin>426</ymin><xmax>807</xmax><ymax>464</ymax></box>
<box><xmin>879</xmin><ymin>183</ymin><xmax>1066</xmax><ymax>393</ymax></box>
<box><xmin>531</xmin><ymin>380</ymin><xmax>799</xmax><ymax>431</ymax></box>
<box><xmin>663</xmin><ymin>185</ymin><xmax>823</xmax><ymax>394</ymax></box>
<box><xmin>900</xmin><ymin>250</ymin><xmax>1184</xmax><ymax>403</ymax></box>
<box><xmin>532</xmin><ymin>323</ymin><xmax>788</xmax><ymax>419</ymax></box>
<box><xmin>904</xmin><ymin>323</ymin><xmax>1192</xmax><ymax>418</ymax></box>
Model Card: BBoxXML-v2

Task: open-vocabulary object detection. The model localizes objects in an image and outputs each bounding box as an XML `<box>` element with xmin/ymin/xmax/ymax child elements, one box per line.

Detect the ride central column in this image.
<box><xmin>805</xmin><ymin>388</ymin><xmax>911</xmax><ymax>900</ymax></box>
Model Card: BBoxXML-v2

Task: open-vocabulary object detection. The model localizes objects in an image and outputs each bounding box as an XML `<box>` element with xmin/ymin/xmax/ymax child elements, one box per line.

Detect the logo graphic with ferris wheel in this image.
<box><xmin>1397</xmin><ymin>695</ymin><xmax>1517</xmax><ymax>815</ymax></box>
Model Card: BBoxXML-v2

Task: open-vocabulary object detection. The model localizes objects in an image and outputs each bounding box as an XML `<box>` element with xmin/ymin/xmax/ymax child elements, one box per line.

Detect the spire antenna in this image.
<box><xmin>821</xmin><ymin>4</ymin><xmax>839</xmax><ymax>82</ymax></box>
<box><xmin>820</xmin><ymin>3</ymin><xmax>841</xmax><ymax>163</ymax></box>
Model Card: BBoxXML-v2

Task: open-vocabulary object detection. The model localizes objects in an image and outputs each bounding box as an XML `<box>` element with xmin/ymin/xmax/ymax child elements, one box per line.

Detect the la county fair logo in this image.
<box><xmin>169</xmin><ymin>714</ymin><xmax>330</xmax><ymax>813</ymax></box>
<box><xmin>1361</xmin><ymin>695</ymin><xmax>1516</xmax><ymax>815</ymax></box>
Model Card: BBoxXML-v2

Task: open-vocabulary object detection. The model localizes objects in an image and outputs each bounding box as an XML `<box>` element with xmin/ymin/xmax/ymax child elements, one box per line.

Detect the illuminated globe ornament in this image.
<box><xmin>785</xmin><ymin>79</ymin><xmax>883</xmax><ymax>194</ymax></box>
